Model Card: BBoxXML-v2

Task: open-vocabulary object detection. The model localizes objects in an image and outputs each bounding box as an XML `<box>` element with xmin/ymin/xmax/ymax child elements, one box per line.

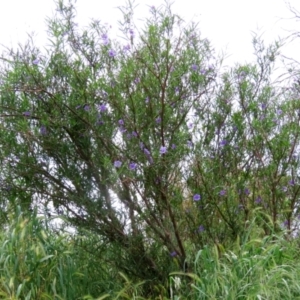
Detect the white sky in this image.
<box><xmin>0</xmin><ymin>0</ymin><xmax>299</xmax><ymax>66</ymax></box>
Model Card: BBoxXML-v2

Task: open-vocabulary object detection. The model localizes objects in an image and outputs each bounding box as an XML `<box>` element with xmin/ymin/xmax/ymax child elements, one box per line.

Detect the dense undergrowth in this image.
<box><xmin>0</xmin><ymin>209</ymin><xmax>299</xmax><ymax>299</ymax></box>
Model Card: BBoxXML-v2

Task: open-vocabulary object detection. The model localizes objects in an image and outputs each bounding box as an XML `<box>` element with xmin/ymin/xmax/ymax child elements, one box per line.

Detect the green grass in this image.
<box><xmin>0</xmin><ymin>209</ymin><xmax>110</xmax><ymax>299</ymax></box>
<box><xmin>170</xmin><ymin>219</ymin><xmax>300</xmax><ymax>299</ymax></box>
<box><xmin>1</xmin><ymin>210</ymin><xmax>300</xmax><ymax>299</ymax></box>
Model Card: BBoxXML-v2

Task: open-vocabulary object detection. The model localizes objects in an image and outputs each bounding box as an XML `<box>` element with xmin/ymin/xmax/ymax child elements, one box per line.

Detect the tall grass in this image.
<box><xmin>170</xmin><ymin>216</ymin><xmax>300</xmax><ymax>299</ymax></box>
<box><xmin>0</xmin><ymin>209</ymin><xmax>110</xmax><ymax>299</ymax></box>
<box><xmin>1</xmin><ymin>209</ymin><xmax>300</xmax><ymax>299</ymax></box>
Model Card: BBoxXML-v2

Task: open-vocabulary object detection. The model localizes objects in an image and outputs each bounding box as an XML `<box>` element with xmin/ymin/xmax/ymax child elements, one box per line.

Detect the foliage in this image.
<box><xmin>171</xmin><ymin>215</ymin><xmax>300</xmax><ymax>299</ymax></box>
<box><xmin>0</xmin><ymin>0</ymin><xmax>300</xmax><ymax>297</ymax></box>
<box><xmin>0</xmin><ymin>208</ymin><xmax>112</xmax><ymax>299</ymax></box>
<box><xmin>1</xmin><ymin>210</ymin><xmax>300</xmax><ymax>299</ymax></box>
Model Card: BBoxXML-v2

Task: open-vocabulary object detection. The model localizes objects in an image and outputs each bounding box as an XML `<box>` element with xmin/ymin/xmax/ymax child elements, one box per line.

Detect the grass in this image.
<box><xmin>0</xmin><ymin>209</ymin><xmax>110</xmax><ymax>299</ymax></box>
<box><xmin>170</xmin><ymin>218</ymin><xmax>300</xmax><ymax>299</ymax></box>
<box><xmin>0</xmin><ymin>210</ymin><xmax>300</xmax><ymax>299</ymax></box>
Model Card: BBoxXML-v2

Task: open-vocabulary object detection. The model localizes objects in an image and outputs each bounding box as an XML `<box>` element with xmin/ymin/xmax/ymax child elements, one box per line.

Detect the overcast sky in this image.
<box><xmin>0</xmin><ymin>0</ymin><xmax>299</xmax><ymax>66</ymax></box>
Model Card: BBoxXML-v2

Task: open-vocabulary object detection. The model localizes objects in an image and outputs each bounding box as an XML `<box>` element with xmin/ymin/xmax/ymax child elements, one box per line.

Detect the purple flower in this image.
<box><xmin>119</xmin><ymin>127</ymin><xmax>127</xmax><ymax>133</ymax></box>
<box><xmin>148</xmin><ymin>156</ymin><xmax>154</xmax><ymax>164</ymax></box>
<box><xmin>156</xmin><ymin>117</ymin><xmax>161</xmax><ymax>124</ymax></box>
<box><xmin>200</xmin><ymin>69</ymin><xmax>206</xmax><ymax>75</ymax></box>
<box><xmin>219</xmin><ymin>190</ymin><xmax>226</xmax><ymax>196</ymax></box>
<box><xmin>289</xmin><ymin>180</ymin><xmax>295</xmax><ymax>186</ymax></box>
<box><xmin>40</xmin><ymin>125</ymin><xmax>47</xmax><ymax>135</ymax></box>
<box><xmin>198</xmin><ymin>225</ymin><xmax>205</xmax><ymax>232</ymax></box>
<box><xmin>118</xmin><ymin>119</ymin><xmax>124</xmax><ymax>126</ymax></box>
<box><xmin>219</xmin><ymin>140</ymin><xmax>227</xmax><ymax>147</ymax></box>
<box><xmin>187</xmin><ymin>140</ymin><xmax>193</xmax><ymax>148</ymax></box>
<box><xmin>255</xmin><ymin>196</ymin><xmax>262</xmax><ymax>204</ymax></box>
<box><xmin>277</xmin><ymin>109</ymin><xmax>283</xmax><ymax>115</ymax></box>
<box><xmin>129</xmin><ymin>162</ymin><xmax>137</xmax><ymax>170</ymax></box>
<box><xmin>244</xmin><ymin>188</ymin><xmax>250</xmax><ymax>195</ymax></box>
<box><xmin>132</xmin><ymin>131</ymin><xmax>138</xmax><ymax>137</ymax></box>
<box><xmin>188</xmin><ymin>122</ymin><xmax>193</xmax><ymax>129</ymax></box>
<box><xmin>134</xmin><ymin>77</ymin><xmax>140</xmax><ymax>84</ymax></box>
<box><xmin>114</xmin><ymin>160</ymin><xmax>122</xmax><ymax>168</ymax></box>
<box><xmin>123</xmin><ymin>44</ymin><xmax>130</xmax><ymax>53</ymax></box>
<box><xmin>102</xmin><ymin>34</ymin><xmax>109</xmax><ymax>45</ymax></box>
<box><xmin>193</xmin><ymin>194</ymin><xmax>201</xmax><ymax>201</ymax></box>
<box><xmin>170</xmin><ymin>251</ymin><xmax>177</xmax><ymax>257</ymax></box>
<box><xmin>190</xmin><ymin>33</ymin><xmax>197</xmax><ymax>40</ymax></box>
<box><xmin>144</xmin><ymin>148</ymin><xmax>151</xmax><ymax>156</ymax></box>
<box><xmin>171</xmin><ymin>144</ymin><xmax>176</xmax><ymax>149</ymax></box>
<box><xmin>98</xmin><ymin>103</ymin><xmax>107</xmax><ymax>112</ymax></box>
<box><xmin>145</xmin><ymin>97</ymin><xmax>149</xmax><ymax>103</ymax></box>
<box><xmin>96</xmin><ymin>120</ymin><xmax>104</xmax><ymax>125</ymax></box>
<box><xmin>129</xmin><ymin>29</ymin><xmax>135</xmax><ymax>38</ymax></box>
<box><xmin>108</xmin><ymin>49</ymin><xmax>116</xmax><ymax>57</ymax></box>
<box><xmin>23</xmin><ymin>111</ymin><xmax>31</xmax><ymax>117</ymax></box>
<box><xmin>160</xmin><ymin>146</ymin><xmax>167</xmax><ymax>155</ymax></box>
<box><xmin>96</xmin><ymin>114</ymin><xmax>104</xmax><ymax>125</ymax></box>
<box><xmin>191</xmin><ymin>64</ymin><xmax>198</xmax><ymax>71</ymax></box>
<box><xmin>142</xmin><ymin>147</ymin><xmax>153</xmax><ymax>163</ymax></box>
<box><xmin>282</xmin><ymin>186</ymin><xmax>288</xmax><ymax>192</ymax></box>
<box><xmin>32</xmin><ymin>58</ymin><xmax>39</xmax><ymax>65</ymax></box>
<box><xmin>84</xmin><ymin>105</ymin><xmax>90</xmax><ymax>111</ymax></box>
<box><xmin>239</xmin><ymin>71</ymin><xmax>246</xmax><ymax>78</ymax></box>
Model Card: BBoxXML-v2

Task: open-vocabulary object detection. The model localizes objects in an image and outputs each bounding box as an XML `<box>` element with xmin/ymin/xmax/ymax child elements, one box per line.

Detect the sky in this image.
<box><xmin>0</xmin><ymin>0</ymin><xmax>300</xmax><ymax>67</ymax></box>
